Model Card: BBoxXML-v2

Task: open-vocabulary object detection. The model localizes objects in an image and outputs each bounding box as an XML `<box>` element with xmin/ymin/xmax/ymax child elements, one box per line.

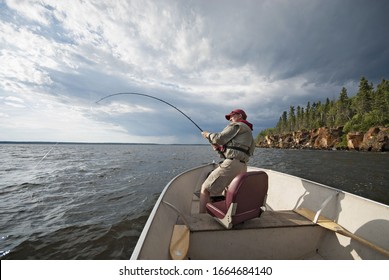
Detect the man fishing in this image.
<box><xmin>96</xmin><ymin>94</ymin><xmax>255</xmax><ymax>214</ymax></box>
<box><xmin>199</xmin><ymin>109</ymin><xmax>256</xmax><ymax>213</ymax></box>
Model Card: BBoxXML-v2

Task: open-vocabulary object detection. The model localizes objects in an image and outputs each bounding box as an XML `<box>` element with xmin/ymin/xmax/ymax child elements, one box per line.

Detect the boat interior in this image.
<box><xmin>133</xmin><ymin>163</ymin><xmax>389</xmax><ymax>260</ymax></box>
<box><xmin>181</xmin><ymin>182</ymin><xmax>326</xmax><ymax>260</ymax></box>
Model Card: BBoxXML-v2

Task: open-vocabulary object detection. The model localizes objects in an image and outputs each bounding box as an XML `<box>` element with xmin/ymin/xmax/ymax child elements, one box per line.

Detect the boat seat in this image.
<box><xmin>206</xmin><ymin>171</ymin><xmax>268</xmax><ymax>229</ymax></box>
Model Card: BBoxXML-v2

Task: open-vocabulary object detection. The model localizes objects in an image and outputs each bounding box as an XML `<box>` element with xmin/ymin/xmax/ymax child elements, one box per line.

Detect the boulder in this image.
<box><xmin>360</xmin><ymin>127</ymin><xmax>389</xmax><ymax>152</ymax></box>
<box><xmin>347</xmin><ymin>132</ymin><xmax>364</xmax><ymax>150</ymax></box>
<box><xmin>265</xmin><ymin>134</ymin><xmax>279</xmax><ymax>147</ymax></box>
<box><xmin>293</xmin><ymin>130</ymin><xmax>310</xmax><ymax>145</ymax></box>
<box><xmin>312</xmin><ymin>127</ymin><xmax>343</xmax><ymax>149</ymax></box>
<box><xmin>279</xmin><ymin>133</ymin><xmax>294</xmax><ymax>149</ymax></box>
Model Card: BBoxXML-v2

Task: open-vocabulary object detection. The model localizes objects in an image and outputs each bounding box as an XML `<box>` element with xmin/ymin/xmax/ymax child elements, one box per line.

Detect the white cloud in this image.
<box><xmin>0</xmin><ymin>91</ymin><xmax>170</xmax><ymax>143</ymax></box>
<box><xmin>2</xmin><ymin>95</ymin><xmax>26</xmax><ymax>108</ymax></box>
<box><xmin>5</xmin><ymin>0</ymin><xmax>52</xmax><ymax>25</ymax></box>
<box><xmin>94</xmin><ymin>102</ymin><xmax>154</xmax><ymax>116</ymax></box>
<box><xmin>0</xmin><ymin>20</ymin><xmax>80</xmax><ymax>95</ymax></box>
<box><xmin>1</xmin><ymin>0</ymin><xmax>257</xmax><ymax>99</ymax></box>
<box><xmin>0</xmin><ymin>50</ymin><xmax>53</xmax><ymax>86</ymax></box>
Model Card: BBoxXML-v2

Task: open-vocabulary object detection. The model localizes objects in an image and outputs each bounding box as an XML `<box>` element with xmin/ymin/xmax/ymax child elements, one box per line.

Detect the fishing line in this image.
<box><xmin>95</xmin><ymin>92</ymin><xmax>204</xmax><ymax>132</ymax></box>
<box><xmin>34</xmin><ymin>142</ymin><xmax>58</xmax><ymax>168</ymax></box>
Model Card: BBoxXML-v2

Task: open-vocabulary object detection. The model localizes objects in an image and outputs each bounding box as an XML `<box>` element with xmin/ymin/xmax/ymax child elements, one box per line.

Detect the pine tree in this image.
<box><xmin>288</xmin><ymin>106</ymin><xmax>296</xmax><ymax>132</ymax></box>
<box><xmin>281</xmin><ymin>111</ymin><xmax>287</xmax><ymax>132</ymax></box>
<box><xmin>296</xmin><ymin>106</ymin><xmax>302</xmax><ymax>130</ymax></box>
<box><xmin>327</xmin><ymin>99</ymin><xmax>336</xmax><ymax>127</ymax></box>
<box><xmin>373</xmin><ymin>79</ymin><xmax>389</xmax><ymax>126</ymax></box>
<box><xmin>335</xmin><ymin>87</ymin><xmax>351</xmax><ymax>126</ymax></box>
<box><xmin>352</xmin><ymin>76</ymin><xmax>373</xmax><ymax>115</ymax></box>
<box><xmin>260</xmin><ymin>76</ymin><xmax>388</xmax><ymax>138</ymax></box>
<box><xmin>305</xmin><ymin>102</ymin><xmax>312</xmax><ymax>129</ymax></box>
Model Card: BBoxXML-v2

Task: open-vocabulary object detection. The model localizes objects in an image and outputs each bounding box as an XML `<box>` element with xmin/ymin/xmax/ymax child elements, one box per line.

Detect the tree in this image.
<box><xmin>305</xmin><ymin>101</ymin><xmax>312</xmax><ymax>129</ymax></box>
<box><xmin>312</xmin><ymin>101</ymin><xmax>323</xmax><ymax>128</ymax></box>
<box><xmin>296</xmin><ymin>106</ymin><xmax>302</xmax><ymax>130</ymax></box>
<box><xmin>275</xmin><ymin>116</ymin><xmax>282</xmax><ymax>134</ymax></box>
<box><xmin>259</xmin><ymin>76</ymin><xmax>388</xmax><ymax>139</ymax></box>
<box><xmin>352</xmin><ymin>76</ymin><xmax>373</xmax><ymax>115</ymax></box>
<box><xmin>372</xmin><ymin>79</ymin><xmax>389</xmax><ymax>126</ymax></box>
<box><xmin>281</xmin><ymin>111</ymin><xmax>287</xmax><ymax>132</ymax></box>
<box><xmin>327</xmin><ymin>99</ymin><xmax>337</xmax><ymax>127</ymax></box>
<box><xmin>335</xmin><ymin>87</ymin><xmax>351</xmax><ymax>126</ymax></box>
<box><xmin>288</xmin><ymin>106</ymin><xmax>296</xmax><ymax>132</ymax></box>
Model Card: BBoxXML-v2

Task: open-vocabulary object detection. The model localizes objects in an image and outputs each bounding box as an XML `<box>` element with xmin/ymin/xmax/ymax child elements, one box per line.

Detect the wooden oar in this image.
<box><xmin>162</xmin><ymin>200</ymin><xmax>191</xmax><ymax>260</ymax></box>
<box><xmin>294</xmin><ymin>207</ymin><xmax>389</xmax><ymax>258</ymax></box>
<box><xmin>169</xmin><ymin>224</ymin><xmax>190</xmax><ymax>260</ymax></box>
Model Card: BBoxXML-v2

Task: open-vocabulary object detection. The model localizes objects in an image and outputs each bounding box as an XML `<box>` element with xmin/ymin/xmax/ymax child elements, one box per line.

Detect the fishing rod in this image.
<box><xmin>95</xmin><ymin>92</ymin><xmax>226</xmax><ymax>158</ymax></box>
<box><xmin>95</xmin><ymin>92</ymin><xmax>204</xmax><ymax>132</ymax></box>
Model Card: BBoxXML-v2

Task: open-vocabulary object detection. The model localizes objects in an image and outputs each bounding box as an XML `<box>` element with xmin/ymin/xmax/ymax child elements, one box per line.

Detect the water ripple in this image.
<box><xmin>0</xmin><ymin>144</ymin><xmax>388</xmax><ymax>259</ymax></box>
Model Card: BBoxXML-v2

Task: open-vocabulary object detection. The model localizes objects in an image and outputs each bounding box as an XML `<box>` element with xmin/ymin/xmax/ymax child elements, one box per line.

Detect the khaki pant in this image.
<box><xmin>202</xmin><ymin>159</ymin><xmax>247</xmax><ymax>195</ymax></box>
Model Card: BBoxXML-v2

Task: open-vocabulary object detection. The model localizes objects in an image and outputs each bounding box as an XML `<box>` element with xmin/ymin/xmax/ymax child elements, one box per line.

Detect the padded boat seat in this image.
<box><xmin>206</xmin><ymin>171</ymin><xmax>268</xmax><ymax>229</ymax></box>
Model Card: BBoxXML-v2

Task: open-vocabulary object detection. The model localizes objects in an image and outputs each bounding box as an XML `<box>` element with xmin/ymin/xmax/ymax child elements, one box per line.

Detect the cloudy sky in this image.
<box><xmin>1</xmin><ymin>0</ymin><xmax>388</xmax><ymax>144</ymax></box>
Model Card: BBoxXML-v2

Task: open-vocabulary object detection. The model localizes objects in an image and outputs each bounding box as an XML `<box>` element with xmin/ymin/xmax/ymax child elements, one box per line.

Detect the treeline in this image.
<box><xmin>259</xmin><ymin>77</ymin><xmax>389</xmax><ymax>138</ymax></box>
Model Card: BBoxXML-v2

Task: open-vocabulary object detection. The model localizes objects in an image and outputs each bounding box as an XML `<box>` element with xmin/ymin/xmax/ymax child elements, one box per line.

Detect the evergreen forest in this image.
<box><xmin>258</xmin><ymin>77</ymin><xmax>389</xmax><ymax>139</ymax></box>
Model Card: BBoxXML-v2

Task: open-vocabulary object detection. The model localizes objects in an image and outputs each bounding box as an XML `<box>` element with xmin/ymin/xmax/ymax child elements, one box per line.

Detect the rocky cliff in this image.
<box><xmin>257</xmin><ymin>126</ymin><xmax>389</xmax><ymax>152</ymax></box>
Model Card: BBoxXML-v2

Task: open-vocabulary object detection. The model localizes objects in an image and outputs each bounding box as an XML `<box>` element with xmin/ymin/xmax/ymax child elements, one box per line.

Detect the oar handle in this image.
<box><xmin>295</xmin><ymin>208</ymin><xmax>389</xmax><ymax>258</ymax></box>
<box><xmin>339</xmin><ymin>230</ymin><xmax>389</xmax><ymax>258</ymax></box>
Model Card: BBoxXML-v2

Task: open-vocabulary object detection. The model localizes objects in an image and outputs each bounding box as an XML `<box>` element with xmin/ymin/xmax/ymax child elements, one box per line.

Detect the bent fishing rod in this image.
<box><xmin>34</xmin><ymin>93</ymin><xmax>207</xmax><ymax>168</ymax></box>
<box><xmin>95</xmin><ymin>92</ymin><xmax>226</xmax><ymax>158</ymax></box>
<box><xmin>95</xmin><ymin>92</ymin><xmax>204</xmax><ymax>132</ymax></box>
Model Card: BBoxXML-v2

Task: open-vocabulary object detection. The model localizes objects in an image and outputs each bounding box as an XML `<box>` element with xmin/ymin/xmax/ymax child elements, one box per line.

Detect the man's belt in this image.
<box><xmin>227</xmin><ymin>158</ymin><xmax>246</xmax><ymax>164</ymax></box>
<box><xmin>224</xmin><ymin>145</ymin><xmax>250</xmax><ymax>156</ymax></box>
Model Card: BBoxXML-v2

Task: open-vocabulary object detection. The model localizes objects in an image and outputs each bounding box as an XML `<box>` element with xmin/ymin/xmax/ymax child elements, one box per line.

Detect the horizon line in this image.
<box><xmin>0</xmin><ymin>140</ymin><xmax>208</xmax><ymax>146</ymax></box>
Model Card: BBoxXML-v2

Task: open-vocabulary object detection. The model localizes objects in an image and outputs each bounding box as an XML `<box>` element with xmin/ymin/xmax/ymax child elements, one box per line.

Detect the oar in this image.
<box><xmin>162</xmin><ymin>200</ymin><xmax>191</xmax><ymax>260</ymax></box>
<box><xmin>294</xmin><ymin>207</ymin><xmax>389</xmax><ymax>258</ymax></box>
<box><xmin>169</xmin><ymin>224</ymin><xmax>190</xmax><ymax>260</ymax></box>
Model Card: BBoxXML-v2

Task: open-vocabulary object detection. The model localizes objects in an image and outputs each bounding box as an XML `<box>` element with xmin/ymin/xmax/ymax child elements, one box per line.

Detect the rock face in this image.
<box><xmin>257</xmin><ymin>126</ymin><xmax>389</xmax><ymax>152</ymax></box>
<box><xmin>311</xmin><ymin>127</ymin><xmax>343</xmax><ymax>149</ymax></box>
<box><xmin>360</xmin><ymin>127</ymin><xmax>389</xmax><ymax>152</ymax></box>
<box><xmin>347</xmin><ymin>132</ymin><xmax>364</xmax><ymax>150</ymax></box>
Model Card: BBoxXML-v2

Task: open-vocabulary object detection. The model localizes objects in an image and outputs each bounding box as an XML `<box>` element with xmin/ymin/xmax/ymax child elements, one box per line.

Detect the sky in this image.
<box><xmin>1</xmin><ymin>0</ymin><xmax>388</xmax><ymax>144</ymax></box>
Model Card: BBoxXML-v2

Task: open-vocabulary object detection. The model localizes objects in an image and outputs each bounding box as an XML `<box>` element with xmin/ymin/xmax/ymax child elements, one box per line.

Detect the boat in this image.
<box><xmin>131</xmin><ymin>163</ymin><xmax>389</xmax><ymax>260</ymax></box>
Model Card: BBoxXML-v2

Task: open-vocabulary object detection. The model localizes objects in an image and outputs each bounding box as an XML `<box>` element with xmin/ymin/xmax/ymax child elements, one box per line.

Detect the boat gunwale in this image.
<box><xmin>131</xmin><ymin>163</ymin><xmax>389</xmax><ymax>260</ymax></box>
<box><xmin>249</xmin><ymin>166</ymin><xmax>389</xmax><ymax>208</ymax></box>
<box><xmin>130</xmin><ymin>163</ymin><xmax>215</xmax><ymax>260</ymax></box>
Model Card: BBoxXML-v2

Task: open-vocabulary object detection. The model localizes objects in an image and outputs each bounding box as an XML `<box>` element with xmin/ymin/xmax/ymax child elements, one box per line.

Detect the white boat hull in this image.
<box><xmin>131</xmin><ymin>163</ymin><xmax>389</xmax><ymax>260</ymax></box>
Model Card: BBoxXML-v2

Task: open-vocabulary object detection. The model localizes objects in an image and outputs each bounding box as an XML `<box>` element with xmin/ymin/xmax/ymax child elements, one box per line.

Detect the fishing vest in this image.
<box><xmin>209</xmin><ymin>122</ymin><xmax>255</xmax><ymax>161</ymax></box>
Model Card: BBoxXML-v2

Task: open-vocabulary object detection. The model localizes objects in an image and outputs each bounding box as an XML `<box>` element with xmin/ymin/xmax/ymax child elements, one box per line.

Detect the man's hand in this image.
<box><xmin>211</xmin><ymin>144</ymin><xmax>220</xmax><ymax>151</ymax></box>
<box><xmin>201</xmin><ymin>131</ymin><xmax>210</xmax><ymax>139</ymax></box>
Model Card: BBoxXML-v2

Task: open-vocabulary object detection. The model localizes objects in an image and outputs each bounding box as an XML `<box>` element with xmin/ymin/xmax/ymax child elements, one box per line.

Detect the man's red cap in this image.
<box><xmin>225</xmin><ymin>109</ymin><xmax>247</xmax><ymax>120</ymax></box>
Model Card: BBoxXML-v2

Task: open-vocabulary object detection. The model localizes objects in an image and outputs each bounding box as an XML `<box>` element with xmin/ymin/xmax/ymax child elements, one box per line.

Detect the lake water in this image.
<box><xmin>0</xmin><ymin>144</ymin><xmax>388</xmax><ymax>259</ymax></box>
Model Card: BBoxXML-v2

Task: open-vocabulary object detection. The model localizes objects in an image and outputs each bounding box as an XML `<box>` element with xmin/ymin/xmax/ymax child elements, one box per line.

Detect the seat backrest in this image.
<box><xmin>225</xmin><ymin>171</ymin><xmax>268</xmax><ymax>214</ymax></box>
